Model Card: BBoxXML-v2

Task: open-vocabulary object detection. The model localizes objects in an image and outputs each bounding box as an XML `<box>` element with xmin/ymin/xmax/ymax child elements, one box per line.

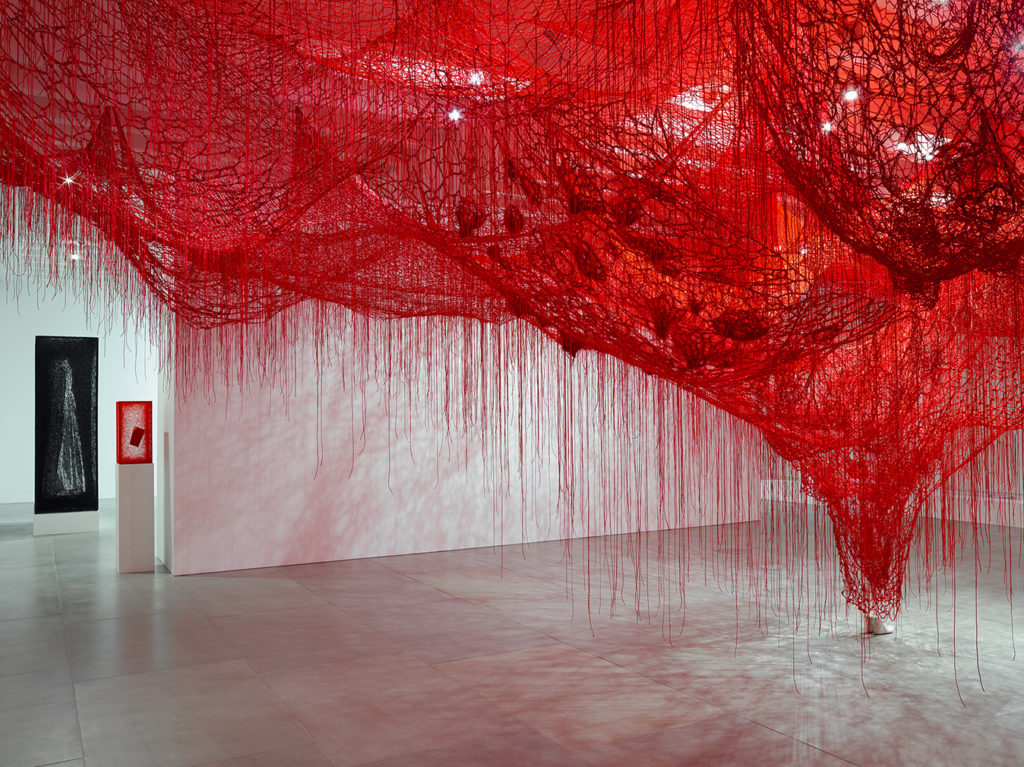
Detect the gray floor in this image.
<box><xmin>3</xmin><ymin>502</ymin><xmax>1024</xmax><ymax>766</ymax></box>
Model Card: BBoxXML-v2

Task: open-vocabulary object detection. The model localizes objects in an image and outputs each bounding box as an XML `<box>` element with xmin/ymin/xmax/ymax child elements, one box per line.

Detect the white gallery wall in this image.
<box><xmin>170</xmin><ymin>315</ymin><xmax>769</xmax><ymax>574</ymax></box>
<box><xmin>0</xmin><ymin>274</ymin><xmax>161</xmax><ymax>505</ymax></box>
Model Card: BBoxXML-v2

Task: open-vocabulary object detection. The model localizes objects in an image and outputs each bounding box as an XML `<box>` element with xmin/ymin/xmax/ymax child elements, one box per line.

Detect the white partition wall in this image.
<box><xmin>169</xmin><ymin>315</ymin><xmax>768</xmax><ymax>575</ymax></box>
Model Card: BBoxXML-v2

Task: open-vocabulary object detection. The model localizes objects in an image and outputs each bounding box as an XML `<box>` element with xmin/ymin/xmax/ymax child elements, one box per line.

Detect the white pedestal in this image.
<box><xmin>117</xmin><ymin>463</ymin><xmax>154</xmax><ymax>573</ymax></box>
<box><xmin>33</xmin><ymin>511</ymin><xmax>99</xmax><ymax>536</ymax></box>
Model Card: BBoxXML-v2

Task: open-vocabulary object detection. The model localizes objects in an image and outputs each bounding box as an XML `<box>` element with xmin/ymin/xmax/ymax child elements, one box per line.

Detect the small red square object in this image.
<box><xmin>116</xmin><ymin>401</ymin><xmax>152</xmax><ymax>464</ymax></box>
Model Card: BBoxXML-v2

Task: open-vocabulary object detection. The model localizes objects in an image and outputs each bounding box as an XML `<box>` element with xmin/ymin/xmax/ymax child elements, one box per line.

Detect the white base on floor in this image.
<box><xmin>33</xmin><ymin>510</ymin><xmax>99</xmax><ymax>535</ymax></box>
<box><xmin>117</xmin><ymin>463</ymin><xmax>155</xmax><ymax>573</ymax></box>
<box><xmin>867</xmin><ymin>616</ymin><xmax>894</xmax><ymax>635</ymax></box>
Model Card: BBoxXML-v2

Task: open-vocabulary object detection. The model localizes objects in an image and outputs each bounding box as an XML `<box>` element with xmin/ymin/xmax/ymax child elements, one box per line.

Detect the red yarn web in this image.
<box><xmin>3</xmin><ymin>0</ymin><xmax>1024</xmax><ymax>619</ymax></box>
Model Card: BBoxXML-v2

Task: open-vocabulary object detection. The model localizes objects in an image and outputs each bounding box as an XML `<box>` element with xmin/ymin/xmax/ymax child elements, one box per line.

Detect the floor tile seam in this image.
<box><xmin>564</xmin><ymin>714</ymin><xmax>859</xmax><ymax>767</ymax></box>
<box><xmin>71</xmin><ymin>657</ymin><xmax>264</xmax><ymax>694</ymax></box>
<box><xmin>555</xmin><ymin>624</ymin><xmax>781</xmax><ymax>658</ymax></box>
<box><xmin>0</xmin><ymin>552</ymin><xmax>59</xmax><ymax>573</ymax></box>
<box><xmin>0</xmin><ymin>564</ymin><xmax>57</xmax><ymax>575</ymax></box>
<box><xmin>344</xmin><ymin>576</ymin><xmax>570</xmax><ymax>639</ymax></box>
<box><xmin>380</xmin><ymin>567</ymin><xmax>510</xmax><ymax>600</ymax></box>
<box><xmin>363</xmin><ymin>659</ymin><xmax>561</xmax><ymax>757</ymax></box>
<box><xmin>432</xmin><ymin>638</ymin><xmax>733</xmax><ymax>705</ymax></box>
<box><xmin>123</xmin><ymin>580</ymin><xmax>204</xmax><ymax>605</ymax></box>
<box><xmin>280</xmin><ymin>561</ymin><xmax>397</xmax><ymax>583</ymax></box>
<box><xmin>344</xmin><ymin>722</ymin><xmax>567</xmax><ymax>767</ymax></box>
<box><xmin>208</xmin><ymin>612</ymin><xmax>401</xmax><ymax>662</ymax></box>
<box><xmin>471</xmin><ymin>595</ymin><xmax>573</xmax><ymax>633</ymax></box>
<box><xmin>241</xmin><ymin>658</ymin><xmax>349</xmax><ymax>767</ymax></box>
<box><xmin>371</xmin><ymin>558</ymin><xmax>490</xmax><ymax>579</ymax></box>
<box><xmin>204</xmin><ymin>600</ymin><xmax>349</xmax><ymax>622</ymax></box>
<box><xmin>373</xmin><ymin>558</ymin><xmax>562</xmax><ymax>585</ymax></box>
<box><xmin>416</xmin><ymin>637</ymin><xmax>564</xmax><ymax>668</ymax></box>
<box><xmin>287</xmin><ymin>571</ymin><xmax>443</xmax><ymax>590</ymax></box>
<box><xmin>60</xmin><ymin>605</ymin><xmax>211</xmax><ymax>628</ymax></box>
<box><xmin>0</xmin><ymin>664</ymin><xmax>80</xmax><ymax>687</ymax></box>
<box><xmin>895</xmin><ymin>622</ymin><xmax>1024</xmax><ymax>646</ymax></box>
<box><xmin>190</xmin><ymin>742</ymin><xmax>339</xmax><ymax>767</ymax></box>
<box><xmin>908</xmin><ymin>649</ymin><xmax>1024</xmax><ymax>708</ymax></box>
<box><xmin>990</xmin><ymin>703</ymin><xmax>1024</xmax><ymax>727</ymax></box>
<box><xmin>430</xmin><ymin>636</ymin><xmax>575</xmax><ymax>679</ymax></box>
<box><xmin>943</xmin><ymin>649</ymin><xmax>1004</xmax><ymax>703</ymax></box>
<box><xmin>274</xmin><ymin>574</ymin><xmax>386</xmax><ymax>609</ymax></box>
<box><xmin>470</xmin><ymin>601</ymin><xmax>592</xmax><ymax>648</ymax></box>
<box><xmin>203</xmin><ymin>608</ymin><xmax>315</xmax><ymax>659</ymax></box>
<box><xmin>304</xmin><ymin>579</ymin><xmax>453</xmax><ymax>607</ymax></box>
<box><xmin>68</xmin><ymin>644</ymin><xmax>251</xmax><ymax>685</ymax></box>
<box><xmin>0</xmin><ymin>612</ymin><xmax>65</xmax><ymax>628</ymax></box>
<box><xmin>740</xmin><ymin>716</ymin><xmax>860</xmax><ymax>765</ymax></box>
<box><xmin>443</xmin><ymin>572</ymin><xmax>575</xmax><ymax>598</ymax></box>
<box><xmin>804</xmin><ymin>652</ymin><xmax>1024</xmax><ymax>706</ymax></box>
<box><xmin>915</xmin><ymin>643</ymin><xmax>1024</xmax><ymax>667</ymax></box>
<box><xmin>762</xmin><ymin>672</ymin><xmax>991</xmax><ymax>718</ymax></box>
<box><xmin>72</xmin><ymin>657</ymin><xmax>327</xmax><ymax>761</ymax></box>
<box><xmin>47</xmin><ymin>536</ymin><xmax>67</xmax><ymax>624</ymax></box>
<box><xmin>584</xmin><ymin>648</ymin><xmax>750</xmax><ymax>712</ymax></box>
<box><xmin>969</xmin><ymin>650</ymin><xmax>1024</xmax><ymax>675</ymax></box>
<box><xmin>883</xmin><ymin>676</ymin><xmax>1024</xmax><ymax>720</ymax></box>
<box><xmin>594</xmin><ymin>648</ymin><xmax>867</xmax><ymax>704</ymax></box>
<box><xmin>59</xmin><ymin>595</ymin><xmax>88</xmax><ymax>767</ymax></box>
<box><xmin>189</xmin><ymin>598</ymin><xmax>336</xmax><ymax>620</ymax></box>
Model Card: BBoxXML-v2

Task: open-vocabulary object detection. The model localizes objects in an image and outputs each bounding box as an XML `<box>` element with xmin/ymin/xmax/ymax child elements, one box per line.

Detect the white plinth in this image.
<box><xmin>33</xmin><ymin>511</ymin><xmax>99</xmax><ymax>536</ymax></box>
<box><xmin>117</xmin><ymin>463</ymin><xmax>155</xmax><ymax>573</ymax></box>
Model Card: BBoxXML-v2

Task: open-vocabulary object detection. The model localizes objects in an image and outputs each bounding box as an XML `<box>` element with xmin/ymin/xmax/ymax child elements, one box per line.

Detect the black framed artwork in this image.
<box><xmin>35</xmin><ymin>336</ymin><xmax>99</xmax><ymax>513</ymax></box>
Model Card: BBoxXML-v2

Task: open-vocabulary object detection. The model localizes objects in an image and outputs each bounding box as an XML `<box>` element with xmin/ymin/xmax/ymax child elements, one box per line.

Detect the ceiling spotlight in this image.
<box><xmin>61</xmin><ymin>174</ymin><xmax>76</xmax><ymax>185</ymax></box>
<box><xmin>468</xmin><ymin>71</ymin><xmax>485</xmax><ymax>86</ymax></box>
<box><xmin>822</xmin><ymin>121</ymin><xmax>834</xmax><ymax>133</ymax></box>
<box><xmin>843</xmin><ymin>87</ymin><xmax>859</xmax><ymax>103</ymax></box>
<box><xmin>447</xmin><ymin>107</ymin><xmax>463</xmax><ymax>122</ymax></box>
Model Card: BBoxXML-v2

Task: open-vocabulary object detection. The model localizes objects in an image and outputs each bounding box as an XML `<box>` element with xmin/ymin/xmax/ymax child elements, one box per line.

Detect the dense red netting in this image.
<box><xmin>737</xmin><ymin>0</ymin><xmax>1024</xmax><ymax>301</ymax></box>
<box><xmin>3</xmin><ymin>0</ymin><xmax>1024</xmax><ymax>619</ymax></box>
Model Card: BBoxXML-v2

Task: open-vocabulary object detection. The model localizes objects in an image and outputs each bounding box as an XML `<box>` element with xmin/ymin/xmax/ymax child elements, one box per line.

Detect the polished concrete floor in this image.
<box><xmin>3</xmin><ymin>502</ymin><xmax>1024</xmax><ymax>766</ymax></box>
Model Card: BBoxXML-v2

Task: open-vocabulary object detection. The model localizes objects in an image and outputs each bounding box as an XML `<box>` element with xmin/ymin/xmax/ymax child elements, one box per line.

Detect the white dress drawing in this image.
<box><xmin>47</xmin><ymin>358</ymin><xmax>87</xmax><ymax>496</ymax></box>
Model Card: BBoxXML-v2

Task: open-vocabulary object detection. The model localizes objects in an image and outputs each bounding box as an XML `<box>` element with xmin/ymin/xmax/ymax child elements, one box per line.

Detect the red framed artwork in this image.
<box><xmin>116</xmin><ymin>401</ymin><xmax>153</xmax><ymax>464</ymax></box>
